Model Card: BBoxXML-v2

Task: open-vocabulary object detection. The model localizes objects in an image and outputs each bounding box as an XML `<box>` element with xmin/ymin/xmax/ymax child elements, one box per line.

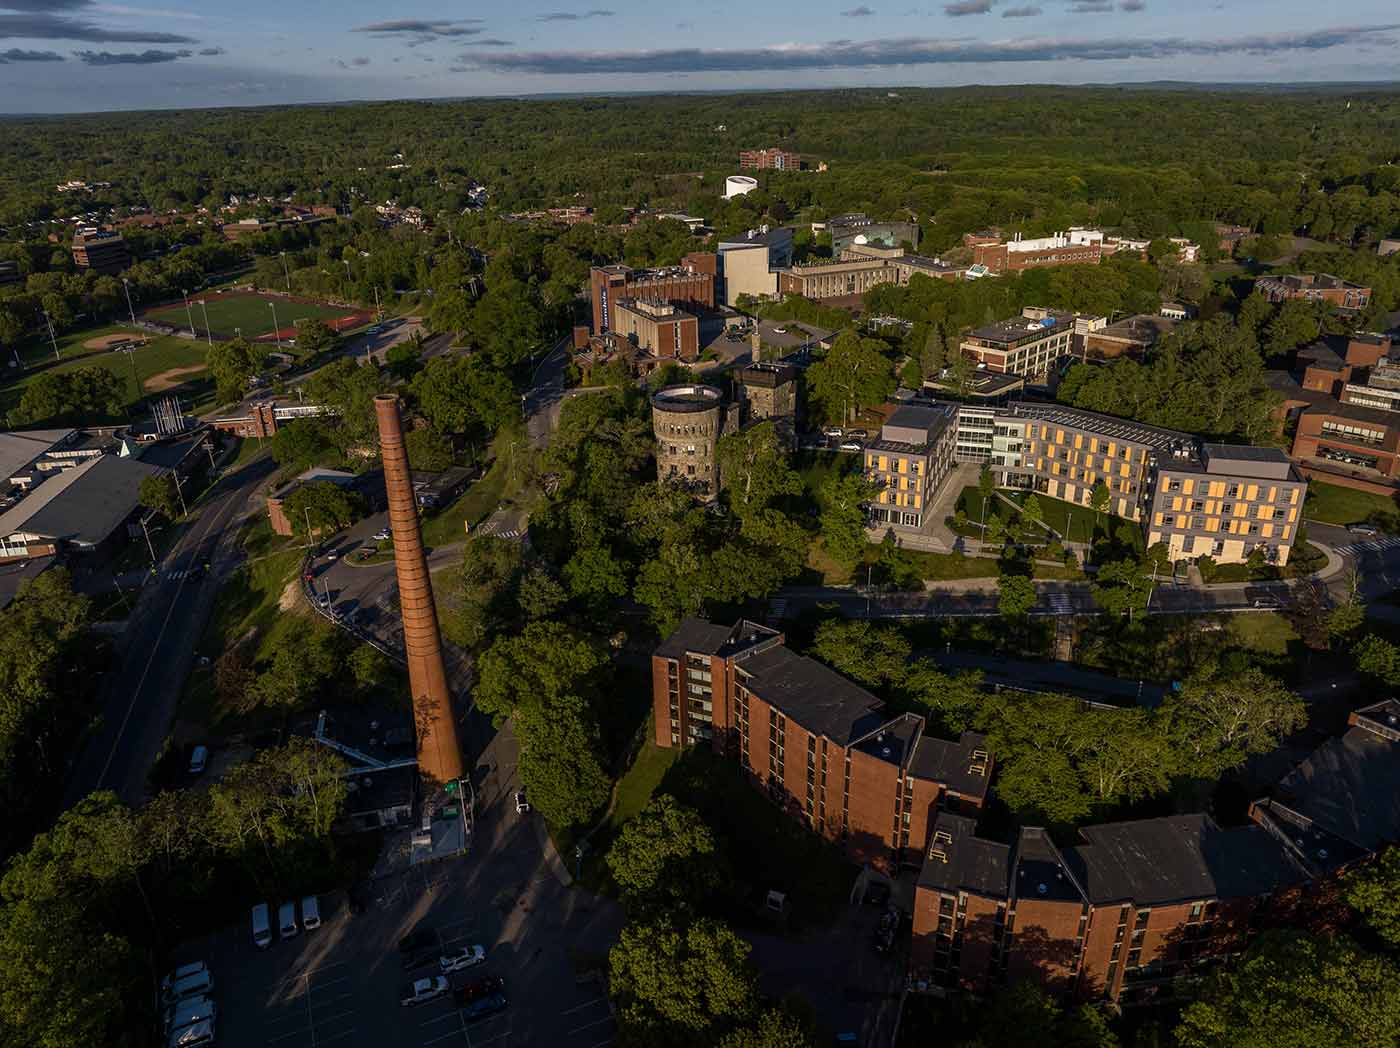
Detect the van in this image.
<box><xmin>278</xmin><ymin>901</ymin><xmax>299</xmax><ymax>940</ymax></box>
<box><xmin>165</xmin><ymin>995</ymin><xmax>215</xmax><ymax>1035</ymax></box>
<box><xmin>161</xmin><ymin>970</ymin><xmax>213</xmax><ymax>1009</ymax></box>
<box><xmin>301</xmin><ymin>895</ymin><xmax>321</xmax><ymax>930</ymax></box>
<box><xmin>251</xmin><ymin>902</ymin><xmax>272</xmax><ymax>949</ymax></box>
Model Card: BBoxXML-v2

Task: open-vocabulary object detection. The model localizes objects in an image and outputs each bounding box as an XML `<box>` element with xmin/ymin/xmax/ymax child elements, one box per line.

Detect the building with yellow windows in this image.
<box><xmin>941</xmin><ymin>400</ymin><xmax>1306</xmax><ymax>566</ymax></box>
<box><xmin>1149</xmin><ymin>444</ymin><xmax>1305</xmax><ymax>566</ymax></box>
<box><xmin>863</xmin><ymin>403</ymin><xmax>957</xmax><ymax>532</ymax></box>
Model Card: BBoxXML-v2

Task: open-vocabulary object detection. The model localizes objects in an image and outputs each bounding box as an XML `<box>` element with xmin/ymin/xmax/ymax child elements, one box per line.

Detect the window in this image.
<box><xmin>1134</xmin><ymin>909</ymin><xmax>1151</xmax><ymax>929</ymax></box>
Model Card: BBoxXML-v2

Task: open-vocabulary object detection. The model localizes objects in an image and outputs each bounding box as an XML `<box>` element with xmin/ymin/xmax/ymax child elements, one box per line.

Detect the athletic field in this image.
<box><xmin>144</xmin><ymin>290</ymin><xmax>370</xmax><ymax>343</ymax></box>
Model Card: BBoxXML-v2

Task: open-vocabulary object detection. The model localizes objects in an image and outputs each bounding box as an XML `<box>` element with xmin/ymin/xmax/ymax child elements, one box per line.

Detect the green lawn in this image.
<box><xmin>420</xmin><ymin>435</ymin><xmax>524</xmax><ymax>548</ymax></box>
<box><xmin>1304</xmin><ymin>480</ymin><xmax>1397</xmax><ymax>527</ymax></box>
<box><xmin>808</xmin><ymin>538</ymin><xmax>1079</xmax><ymax>585</ymax></box>
<box><xmin>146</xmin><ymin>291</ymin><xmax>353</xmax><ymax>340</ymax></box>
<box><xmin>1</xmin><ymin>325</ymin><xmax>212</xmax><ymax>422</ymax></box>
<box><xmin>1227</xmin><ymin>612</ymin><xmax>1299</xmax><ymax>657</ymax></box>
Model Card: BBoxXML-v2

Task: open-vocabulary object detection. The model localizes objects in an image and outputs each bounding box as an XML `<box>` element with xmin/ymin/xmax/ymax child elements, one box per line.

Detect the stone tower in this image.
<box><xmin>374</xmin><ymin>394</ymin><xmax>463</xmax><ymax>787</ymax></box>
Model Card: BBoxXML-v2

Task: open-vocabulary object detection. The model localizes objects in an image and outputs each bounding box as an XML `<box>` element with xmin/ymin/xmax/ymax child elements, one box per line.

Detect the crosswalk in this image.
<box><xmin>476</xmin><ymin>526</ymin><xmax>523</xmax><ymax>540</ymax></box>
<box><xmin>1336</xmin><ymin>536</ymin><xmax>1400</xmax><ymax>556</ymax></box>
<box><xmin>166</xmin><ymin>569</ymin><xmax>190</xmax><ymax>581</ymax></box>
<box><xmin>1041</xmin><ymin>592</ymin><xmax>1076</xmax><ymax>614</ymax></box>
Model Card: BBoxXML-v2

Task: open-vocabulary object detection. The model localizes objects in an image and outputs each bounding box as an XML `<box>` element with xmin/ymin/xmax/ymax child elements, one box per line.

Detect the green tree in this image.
<box><xmin>717</xmin><ymin>1009</ymin><xmax>815</xmax><ymax>1048</ymax></box>
<box><xmin>513</xmin><ymin>693</ymin><xmax>611</xmax><ymax>830</ymax></box>
<box><xmin>1159</xmin><ymin>668</ymin><xmax>1306</xmax><ymax>779</ymax></box>
<box><xmin>138</xmin><ymin>472</ymin><xmax>181</xmax><ymax>520</ymax></box>
<box><xmin>348</xmin><ymin>644</ymin><xmax>395</xmax><ymax>696</ymax></box>
<box><xmin>1091</xmin><ymin>558</ymin><xmax>1154</xmax><ymax>621</ymax></box>
<box><xmin>563</xmin><ymin>545</ymin><xmax>630</xmax><ymax>615</ymax></box>
<box><xmin>474</xmin><ymin>621</ymin><xmax>605</xmax><ymax>723</ymax></box>
<box><xmin>609</xmin><ymin>917</ymin><xmax>758</xmax><ymax>1045</ymax></box>
<box><xmin>818</xmin><ymin>471</ymin><xmax>876</xmax><ymax>569</ymax></box>
<box><xmin>281</xmin><ymin>480</ymin><xmax>365</xmax><ymax>539</ymax></box>
<box><xmin>247</xmin><ymin>617</ymin><xmax>345</xmax><ymax>710</ymax></box>
<box><xmin>295</xmin><ymin>318</ymin><xmax>338</xmax><ymax>357</ymax></box>
<box><xmin>605</xmin><ymin>794</ymin><xmax>720</xmax><ymax>909</ymax></box>
<box><xmin>997</xmin><ymin>573</ymin><xmax>1037</xmax><ymax>620</ymax></box>
<box><xmin>467</xmin><ymin>278</ymin><xmax>545</xmax><ymax>368</ymax></box>
<box><xmin>271</xmin><ymin>417</ymin><xmax>337</xmax><ymax>469</ymax></box>
<box><xmin>1022</xmin><ymin>493</ymin><xmax>1045</xmax><ymax>529</ymax></box>
<box><xmin>303</xmin><ymin>357</ymin><xmax>383</xmax><ymax>447</ymax></box>
<box><xmin>384</xmin><ymin>339</ymin><xmax>423</xmax><ymax>381</ymax></box>
<box><xmin>1343</xmin><ymin>847</ymin><xmax>1400</xmax><ymax>950</ymax></box>
<box><xmin>12</xmin><ymin>366</ymin><xmax>126</xmax><ymax>426</ymax></box>
<box><xmin>404</xmin><ymin>426</ymin><xmax>454</xmax><ymax>472</ymax></box>
<box><xmin>410</xmin><ymin>353</ymin><xmax>518</xmax><ymax>440</ymax></box>
<box><xmin>1175</xmin><ymin>931</ymin><xmax>1400</xmax><ymax>1048</ymax></box>
<box><xmin>517</xmin><ymin>566</ymin><xmax>567</xmax><ymax>621</ymax></box>
<box><xmin>206</xmin><ymin>335</ymin><xmax>265</xmax><ymax>402</ymax></box>
<box><xmin>901</xmin><ymin>661</ymin><xmax>986</xmax><ymax>735</ymax></box>
<box><xmin>1089</xmin><ymin>480</ymin><xmax>1112</xmax><ymax>531</ymax></box>
<box><xmin>716</xmin><ymin>422</ymin><xmax>801</xmax><ymax>519</ymax></box>
<box><xmin>805</xmin><ymin>330</ymin><xmax>895</xmax><ymax>425</ymax></box>
<box><xmin>811</xmin><ymin>619</ymin><xmax>911</xmax><ymax>688</ymax></box>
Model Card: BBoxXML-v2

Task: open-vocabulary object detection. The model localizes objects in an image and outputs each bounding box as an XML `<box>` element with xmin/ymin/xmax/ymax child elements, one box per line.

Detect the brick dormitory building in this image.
<box><xmin>652</xmin><ymin>621</ymin><xmax>1400</xmax><ymax>1006</ymax></box>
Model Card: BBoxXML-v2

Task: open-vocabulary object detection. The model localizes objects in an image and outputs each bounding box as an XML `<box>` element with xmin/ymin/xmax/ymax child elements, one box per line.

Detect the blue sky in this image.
<box><xmin>1</xmin><ymin>1</ymin><xmax>1397</xmax><ymax>113</ymax></box>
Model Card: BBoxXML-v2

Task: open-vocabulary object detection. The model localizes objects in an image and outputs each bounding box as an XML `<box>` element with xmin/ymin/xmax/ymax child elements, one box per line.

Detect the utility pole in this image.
<box><xmin>372</xmin><ymin>284</ymin><xmax>381</xmax><ymax>320</ymax></box>
<box><xmin>182</xmin><ymin>290</ymin><xmax>196</xmax><ymax>339</ymax></box>
<box><xmin>204</xmin><ymin>439</ymin><xmax>217</xmax><ymax>474</ymax></box>
<box><xmin>140</xmin><ymin>515</ymin><xmax>157</xmax><ymax>569</ymax></box>
<box><xmin>123</xmin><ymin>346</ymin><xmax>140</xmax><ymax>404</ymax></box>
<box><xmin>42</xmin><ymin>310</ymin><xmax>59</xmax><ymax>362</ymax></box>
<box><xmin>279</xmin><ymin>251</ymin><xmax>291</xmax><ymax>292</ymax></box>
<box><xmin>199</xmin><ymin>300</ymin><xmax>212</xmax><ymax>346</ymax></box>
<box><xmin>122</xmin><ymin>277</ymin><xmax>136</xmax><ymax>325</ymax></box>
<box><xmin>172</xmin><ymin>470</ymin><xmax>189</xmax><ymax>517</ymax></box>
<box><xmin>269</xmin><ymin>301</ymin><xmax>282</xmax><ymax>352</ymax></box>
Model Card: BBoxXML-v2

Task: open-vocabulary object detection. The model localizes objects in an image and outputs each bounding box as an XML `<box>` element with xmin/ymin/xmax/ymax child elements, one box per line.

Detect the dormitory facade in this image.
<box><xmin>652</xmin><ymin>619</ymin><xmax>1400</xmax><ymax>1007</ymax></box>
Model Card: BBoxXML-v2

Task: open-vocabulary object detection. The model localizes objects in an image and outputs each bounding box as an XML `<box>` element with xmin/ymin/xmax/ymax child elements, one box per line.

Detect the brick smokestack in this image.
<box><xmin>374</xmin><ymin>394</ymin><xmax>464</xmax><ymax>787</ymax></box>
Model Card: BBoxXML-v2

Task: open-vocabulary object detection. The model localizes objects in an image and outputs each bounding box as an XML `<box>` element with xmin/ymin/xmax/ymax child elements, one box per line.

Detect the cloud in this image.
<box><xmin>462</xmin><ymin>24</ymin><xmax>1400</xmax><ymax>75</ymax></box>
<box><xmin>537</xmin><ymin>9</ymin><xmax>614</xmax><ymax>21</ymax></box>
<box><xmin>0</xmin><ymin>47</ymin><xmax>65</xmax><ymax>62</ymax></box>
<box><xmin>457</xmin><ymin>39</ymin><xmax>514</xmax><ymax>47</ymax></box>
<box><xmin>197</xmin><ymin>46</ymin><xmax>224</xmax><ymax>56</ymax></box>
<box><xmin>944</xmin><ymin>0</ymin><xmax>993</xmax><ymax>14</ymax></box>
<box><xmin>334</xmin><ymin>56</ymin><xmax>372</xmax><ymax>68</ymax></box>
<box><xmin>73</xmin><ymin>47</ymin><xmax>190</xmax><ymax>64</ymax></box>
<box><xmin>350</xmin><ymin>18</ymin><xmax>485</xmax><ymax>37</ymax></box>
<box><xmin>842</xmin><ymin>5</ymin><xmax>876</xmax><ymax>15</ymax></box>
<box><xmin>1119</xmin><ymin>0</ymin><xmax>1145</xmax><ymax>9</ymax></box>
<box><xmin>1002</xmin><ymin>4</ymin><xmax>1041</xmax><ymax>15</ymax></box>
<box><xmin>1069</xmin><ymin>1</ymin><xmax>1114</xmax><ymax>10</ymax></box>
<box><xmin>1</xmin><ymin>0</ymin><xmax>93</xmax><ymax>9</ymax></box>
<box><xmin>0</xmin><ymin>12</ymin><xmax>197</xmax><ymax>43</ymax></box>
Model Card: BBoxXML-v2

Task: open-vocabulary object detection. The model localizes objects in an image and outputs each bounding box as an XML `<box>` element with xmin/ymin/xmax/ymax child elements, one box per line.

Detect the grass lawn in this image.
<box><xmin>807</xmin><ymin>539</ymin><xmax>1079</xmax><ymax>585</ymax></box>
<box><xmin>1227</xmin><ymin>612</ymin><xmax>1299</xmax><ymax>657</ymax></box>
<box><xmin>1304</xmin><ymin>480</ymin><xmax>1397</xmax><ymax>526</ymax></box>
<box><xmin>420</xmin><ymin>435</ymin><xmax>524</xmax><ymax>548</ymax></box>
<box><xmin>607</xmin><ymin>736</ymin><xmax>680</xmax><ymax>830</ymax></box>
<box><xmin>1</xmin><ymin>324</ymin><xmax>213</xmax><ymax>421</ymax></box>
<box><xmin>146</xmin><ymin>291</ymin><xmax>352</xmax><ymax>340</ymax></box>
<box><xmin>180</xmin><ymin>519</ymin><xmax>306</xmax><ymax>731</ymax></box>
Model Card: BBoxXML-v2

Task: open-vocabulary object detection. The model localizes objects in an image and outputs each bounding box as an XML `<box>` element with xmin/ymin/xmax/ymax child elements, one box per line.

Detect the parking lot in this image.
<box><xmin>178</xmin><ymin>734</ymin><xmax>624</xmax><ymax>1048</ymax></box>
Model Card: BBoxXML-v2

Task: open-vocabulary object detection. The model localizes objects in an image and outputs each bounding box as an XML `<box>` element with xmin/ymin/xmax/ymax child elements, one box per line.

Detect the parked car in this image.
<box><xmin>515</xmin><ymin>789</ymin><xmax>530</xmax><ymax>814</ymax></box>
<box><xmin>313</xmin><ymin>592</ymin><xmax>331</xmax><ymax>609</ymax></box>
<box><xmin>324</xmin><ymin>548</ymin><xmax>338</xmax><ymax>561</ymax></box>
<box><xmin>165</xmin><ymin>995</ymin><xmax>215</xmax><ymax>1036</ymax></box>
<box><xmin>1351</xmin><ymin>524</ymin><xmax>1380</xmax><ymax>537</ymax></box>
<box><xmin>455</xmin><ymin>975</ymin><xmax>505</xmax><ymax>1007</ymax></box>
<box><xmin>838</xmin><ymin>441</ymin><xmax>863</xmax><ymax>453</ymax></box>
<box><xmin>187</xmin><ymin>746</ymin><xmax>208</xmax><ymax>775</ymax></box>
<box><xmin>168</xmin><ymin>1018</ymin><xmax>215</xmax><ymax>1048</ymax></box>
<box><xmin>463</xmin><ymin>992</ymin><xmax>508</xmax><ymax>1022</ymax></box>
<box><xmin>373</xmin><ymin>528</ymin><xmax>392</xmax><ymax>541</ymax></box>
<box><xmin>301</xmin><ymin>895</ymin><xmax>321</xmax><ymax>930</ymax></box>
<box><xmin>160</xmin><ymin>962</ymin><xmax>208</xmax><ymax>996</ymax></box>
<box><xmin>278</xmin><ymin>901</ymin><xmax>299</xmax><ymax>940</ymax></box>
<box><xmin>845</xmin><ymin>429</ymin><xmax>868</xmax><ymax>439</ymax></box>
<box><xmin>1252</xmin><ymin>597</ymin><xmax>1284</xmax><ymax>610</ymax></box>
<box><xmin>822</xmin><ymin>427</ymin><xmax>844</xmax><ymax>439</ymax></box>
<box><xmin>439</xmin><ymin>944</ymin><xmax>487</xmax><ymax>974</ymax></box>
<box><xmin>251</xmin><ymin>903</ymin><xmax>272</xmax><ymax>949</ymax></box>
<box><xmin>399</xmin><ymin>976</ymin><xmax>450</xmax><ymax>1007</ymax></box>
<box><xmin>161</xmin><ymin>969</ymin><xmax>213</xmax><ymax>1009</ymax></box>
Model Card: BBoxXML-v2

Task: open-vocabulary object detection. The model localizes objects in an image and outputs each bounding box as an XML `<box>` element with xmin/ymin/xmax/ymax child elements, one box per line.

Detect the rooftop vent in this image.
<box><xmin>1318</xmin><ymin>848</ymin><xmax>1329</xmax><ymax>860</ymax></box>
<box><xmin>1037</xmin><ymin>883</ymin><xmax>1049</xmax><ymax>896</ymax></box>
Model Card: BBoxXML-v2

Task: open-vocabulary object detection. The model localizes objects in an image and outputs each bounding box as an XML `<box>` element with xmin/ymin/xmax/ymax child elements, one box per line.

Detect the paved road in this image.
<box><xmin>66</xmin><ymin>452</ymin><xmax>279</xmax><ymax>806</ymax></box>
<box><xmin>524</xmin><ymin>337</ymin><xmax>570</xmax><ymax>449</ymax></box>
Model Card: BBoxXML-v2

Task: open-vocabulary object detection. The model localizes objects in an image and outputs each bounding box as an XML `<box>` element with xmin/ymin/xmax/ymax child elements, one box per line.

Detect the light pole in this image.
<box><xmin>342</xmin><ymin>258</ymin><xmax>351</xmax><ymax>290</ymax></box>
<box><xmin>140</xmin><ymin>515</ymin><xmax>157</xmax><ymax>569</ymax></box>
<box><xmin>198</xmin><ymin>300</ymin><xmax>212</xmax><ymax>346</ymax></box>
<box><xmin>172</xmin><ymin>470</ymin><xmax>189</xmax><ymax>517</ymax></box>
<box><xmin>122</xmin><ymin>277</ymin><xmax>136</xmax><ymax>325</ymax></box>
<box><xmin>372</xmin><ymin>284</ymin><xmax>381</xmax><ymax>320</ymax></box>
<box><xmin>122</xmin><ymin>346</ymin><xmax>140</xmax><ymax>403</ymax></box>
<box><xmin>279</xmin><ymin>251</ymin><xmax>291</xmax><ymax>292</ymax></box>
<box><xmin>42</xmin><ymin>310</ymin><xmax>59</xmax><ymax>362</ymax></box>
<box><xmin>182</xmin><ymin>289</ymin><xmax>195</xmax><ymax>338</ymax></box>
<box><xmin>268</xmin><ymin>301</ymin><xmax>282</xmax><ymax>352</ymax></box>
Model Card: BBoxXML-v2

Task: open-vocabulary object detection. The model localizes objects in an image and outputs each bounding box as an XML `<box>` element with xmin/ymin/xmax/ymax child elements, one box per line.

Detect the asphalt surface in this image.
<box><xmin>66</xmin><ymin>451</ymin><xmax>279</xmax><ymax>807</ymax></box>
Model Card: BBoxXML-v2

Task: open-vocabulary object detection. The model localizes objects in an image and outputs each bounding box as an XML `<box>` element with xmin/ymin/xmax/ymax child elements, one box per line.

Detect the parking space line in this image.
<box><xmin>560</xmin><ymin>999</ymin><xmax>607</xmax><ymax>1016</ymax></box>
<box><xmin>473</xmin><ymin>1031</ymin><xmax>510</xmax><ymax>1047</ymax></box>
<box><xmin>304</xmin><ymin>975</ymin><xmax>317</xmax><ymax>1048</ymax></box>
<box><xmin>568</xmin><ymin>1016</ymin><xmax>613</xmax><ymax>1035</ymax></box>
<box><xmin>267</xmin><ymin>1029</ymin><xmax>312</xmax><ymax>1044</ymax></box>
<box><xmin>589</xmin><ymin>1040</ymin><xmax>615</xmax><ymax>1048</ymax></box>
<box><xmin>423</xmin><ymin>1029</ymin><xmax>467</xmax><ymax>1047</ymax></box>
<box><xmin>421</xmin><ymin>1012</ymin><xmax>460</xmax><ymax>1027</ymax></box>
<box><xmin>315</xmin><ymin>1030</ymin><xmax>358</xmax><ymax>1046</ymax></box>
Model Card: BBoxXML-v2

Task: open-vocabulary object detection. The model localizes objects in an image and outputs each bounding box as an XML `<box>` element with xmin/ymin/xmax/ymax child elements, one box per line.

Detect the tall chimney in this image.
<box><xmin>374</xmin><ymin>394</ymin><xmax>464</xmax><ymax>787</ymax></box>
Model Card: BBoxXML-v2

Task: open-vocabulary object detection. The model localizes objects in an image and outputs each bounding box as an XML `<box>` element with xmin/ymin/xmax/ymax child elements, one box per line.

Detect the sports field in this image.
<box><xmin>0</xmin><ymin>324</ymin><xmax>213</xmax><ymax>420</ymax></box>
<box><xmin>144</xmin><ymin>290</ymin><xmax>369</xmax><ymax>342</ymax></box>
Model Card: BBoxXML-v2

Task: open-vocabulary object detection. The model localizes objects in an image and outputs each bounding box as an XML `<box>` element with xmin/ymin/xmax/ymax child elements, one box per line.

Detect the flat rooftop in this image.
<box><xmin>967</xmin><ymin>312</ymin><xmax>1075</xmax><ymax>347</ymax></box>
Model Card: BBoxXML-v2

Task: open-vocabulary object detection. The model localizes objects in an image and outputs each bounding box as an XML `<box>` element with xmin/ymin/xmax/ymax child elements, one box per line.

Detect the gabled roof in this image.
<box><xmin>0</xmin><ymin>454</ymin><xmax>161</xmax><ymax>545</ymax></box>
<box><xmin>736</xmin><ymin>643</ymin><xmax>884</xmax><ymax>745</ymax></box>
<box><xmin>1269</xmin><ymin>726</ymin><xmax>1400</xmax><ymax>851</ymax></box>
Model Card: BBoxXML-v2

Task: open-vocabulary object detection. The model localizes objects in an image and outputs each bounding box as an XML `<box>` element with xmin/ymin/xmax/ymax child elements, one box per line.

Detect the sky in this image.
<box><xmin>0</xmin><ymin>0</ymin><xmax>1397</xmax><ymax>114</ymax></box>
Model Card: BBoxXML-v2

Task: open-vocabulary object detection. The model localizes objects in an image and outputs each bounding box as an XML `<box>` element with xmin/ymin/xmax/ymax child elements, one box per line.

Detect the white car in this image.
<box><xmin>400</xmin><ymin>975</ymin><xmax>450</xmax><ymax>1007</ymax></box>
<box><xmin>301</xmin><ymin>895</ymin><xmax>321</xmax><ymax>930</ymax></box>
<box><xmin>187</xmin><ymin>746</ymin><xmax>208</xmax><ymax>775</ymax></box>
<box><xmin>514</xmin><ymin>790</ymin><xmax>530</xmax><ymax>814</ymax></box>
<box><xmin>839</xmin><ymin>441</ymin><xmax>863</xmax><ymax>453</ymax></box>
<box><xmin>439</xmin><ymin>944</ymin><xmax>487</xmax><ymax>974</ymax></box>
<box><xmin>373</xmin><ymin>528</ymin><xmax>392</xmax><ymax>541</ymax></box>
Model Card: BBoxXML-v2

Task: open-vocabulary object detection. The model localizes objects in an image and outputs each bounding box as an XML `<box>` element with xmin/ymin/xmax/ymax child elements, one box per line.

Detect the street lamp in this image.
<box><xmin>279</xmin><ymin>250</ymin><xmax>291</xmax><ymax>292</ymax></box>
<box><xmin>121</xmin><ymin>277</ymin><xmax>136</xmax><ymax>325</ymax></box>
<box><xmin>198</xmin><ymin>300</ymin><xmax>212</xmax><ymax>346</ymax></box>
<box><xmin>268</xmin><ymin>301</ymin><xmax>282</xmax><ymax>352</ymax></box>
<box><xmin>182</xmin><ymin>289</ymin><xmax>196</xmax><ymax>339</ymax></box>
<box><xmin>41</xmin><ymin>310</ymin><xmax>59</xmax><ymax>362</ymax></box>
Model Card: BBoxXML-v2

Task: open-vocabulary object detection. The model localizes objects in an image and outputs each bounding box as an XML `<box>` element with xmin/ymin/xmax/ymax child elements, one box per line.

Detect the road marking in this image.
<box><xmin>304</xmin><ymin>973</ymin><xmax>317</xmax><ymax>1048</ymax></box>
<box><xmin>560</xmin><ymin>999</ymin><xmax>607</xmax><ymax>1016</ymax></box>
<box><xmin>267</xmin><ymin>1028</ymin><xmax>311</xmax><ymax>1044</ymax></box>
<box><xmin>422</xmin><ymin>1028</ymin><xmax>468</xmax><ymax>1047</ymax></box>
<box><xmin>567</xmin><ymin>1016</ymin><xmax>614</xmax><ymax>1035</ymax></box>
<box><xmin>314</xmin><ymin>1030</ymin><xmax>358</xmax><ymax>1046</ymax></box>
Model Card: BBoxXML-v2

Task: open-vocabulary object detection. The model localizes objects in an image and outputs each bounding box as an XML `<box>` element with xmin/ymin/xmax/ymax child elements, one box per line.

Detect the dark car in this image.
<box><xmin>399</xmin><ymin>927</ymin><xmax>436</xmax><ymax>954</ymax></box>
<box><xmin>455</xmin><ymin>975</ymin><xmax>505</xmax><ymax>1007</ymax></box>
<box><xmin>463</xmin><ymin>992</ymin><xmax>508</xmax><ymax>1022</ymax></box>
